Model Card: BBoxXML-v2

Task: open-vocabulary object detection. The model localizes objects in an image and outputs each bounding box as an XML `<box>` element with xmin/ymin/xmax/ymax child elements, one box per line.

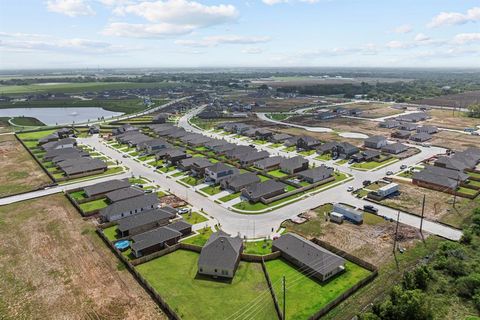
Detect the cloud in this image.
<box><xmin>0</xmin><ymin>32</ymin><xmax>134</xmax><ymax>54</ymax></box>
<box><xmin>262</xmin><ymin>0</ymin><xmax>320</xmax><ymax>5</ymax></box>
<box><xmin>242</xmin><ymin>47</ymin><xmax>263</xmax><ymax>54</ymax></box>
<box><xmin>102</xmin><ymin>22</ymin><xmax>196</xmax><ymax>37</ymax></box>
<box><xmin>175</xmin><ymin>35</ymin><xmax>270</xmax><ymax>47</ymax></box>
<box><xmin>453</xmin><ymin>33</ymin><xmax>480</xmax><ymax>44</ymax></box>
<box><xmin>414</xmin><ymin>33</ymin><xmax>430</xmax><ymax>42</ymax></box>
<box><xmin>46</xmin><ymin>0</ymin><xmax>95</xmax><ymax>17</ymax></box>
<box><xmin>114</xmin><ymin>0</ymin><xmax>238</xmax><ymax>26</ymax></box>
<box><xmin>393</xmin><ymin>24</ymin><xmax>413</xmax><ymax>34</ymax></box>
<box><xmin>428</xmin><ymin>7</ymin><xmax>480</xmax><ymax>28</ymax></box>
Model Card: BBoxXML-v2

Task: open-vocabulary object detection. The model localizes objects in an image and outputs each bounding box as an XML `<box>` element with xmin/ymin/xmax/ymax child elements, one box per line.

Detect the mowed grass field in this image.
<box><xmin>265</xmin><ymin>259</ymin><xmax>371</xmax><ymax>320</ymax></box>
<box><xmin>0</xmin><ymin>134</ymin><xmax>51</xmax><ymax>197</ymax></box>
<box><xmin>136</xmin><ymin>250</ymin><xmax>277</xmax><ymax>320</ymax></box>
<box><xmin>0</xmin><ymin>194</ymin><xmax>165</xmax><ymax>319</ymax></box>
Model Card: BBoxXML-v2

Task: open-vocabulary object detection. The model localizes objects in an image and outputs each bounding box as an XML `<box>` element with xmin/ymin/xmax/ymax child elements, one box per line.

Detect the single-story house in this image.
<box><xmin>416</xmin><ymin>125</ymin><xmax>438</xmax><ymax>134</ymax></box>
<box><xmin>83</xmin><ymin>179</ymin><xmax>131</xmax><ymax>198</ymax></box>
<box><xmin>198</xmin><ymin>231</ymin><xmax>243</xmax><ymax>279</ymax></box>
<box><xmin>397</xmin><ymin>123</ymin><xmax>418</xmax><ymax>131</ymax></box>
<box><xmin>270</xmin><ymin>133</ymin><xmax>292</xmax><ymax>143</ymax></box>
<box><xmin>272</xmin><ymin>233</ymin><xmax>345</xmax><ymax>282</ymax></box>
<box><xmin>315</xmin><ymin>111</ymin><xmax>338</xmax><ymax>120</ymax></box>
<box><xmin>105</xmin><ymin>187</ymin><xmax>144</xmax><ymax>203</ymax></box>
<box><xmin>253</xmin><ymin>156</ymin><xmax>283</xmax><ymax>171</ymax></box>
<box><xmin>225</xmin><ymin>146</ymin><xmax>256</xmax><ymax>160</ymax></box>
<box><xmin>57</xmin><ymin>157</ymin><xmax>107</xmax><ymax>178</ymax></box>
<box><xmin>280</xmin><ymin>156</ymin><xmax>309</xmax><ymax>174</ymax></box>
<box><xmin>166</xmin><ymin>220</ymin><xmax>192</xmax><ymax>236</ymax></box>
<box><xmin>131</xmin><ymin>226</ymin><xmax>182</xmax><ymax>258</ymax></box>
<box><xmin>297</xmin><ymin>136</ymin><xmax>321</xmax><ymax>150</ymax></box>
<box><xmin>382</xmin><ymin>142</ymin><xmax>408</xmax><ymax>154</ymax></box>
<box><xmin>395</xmin><ymin>112</ymin><xmax>428</xmax><ymax>123</ymax></box>
<box><xmin>241</xmin><ymin>180</ymin><xmax>287</xmax><ymax>203</ymax></box>
<box><xmin>220</xmin><ymin>172</ymin><xmax>260</xmax><ymax>192</ymax></box>
<box><xmin>297</xmin><ymin>166</ymin><xmax>334</xmax><ymax>184</ymax></box>
<box><xmin>41</xmin><ymin>138</ymin><xmax>77</xmax><ymax>151</ymax></box>
<box><xmin>364</xmin><ymin>136</ymin><xmax>388</xmax><ymax>149</ymax></box>
<box><xmin>379</xmin><ymin>120</ymin><xmax>400</xmax><ymax>128</ymax></box>
<box><xmin>410</xmin><ymin>132</ymin><xmax>432</xmax><ymax>142</ymax></box>
<box><xmin>255</xmin><ymin>128</ymin><xmax>273</xmax><ymax>140</ymax></box>
<box><xmin>412</xmin><ymin>165</ymin><xmax>469</xmax><ymax>192</ymax></box>
<box><xmin>237</xmin><ymin>150</ymin><xmax>270</xmax><ymax>167</ymax></box>
<box><xmin>116</xmin><ymin>207</ymin><xmax>176</xmax><ymax>238</ymax></box>
<box><xmin>391</xmin><ymin>130</ymin><xmax>411</xmax><ymax>139</ymax></box>
<box><xmin>100</xmin><ymin>193</ymin><xmax>159</xmax><ymax>222</ymax></box>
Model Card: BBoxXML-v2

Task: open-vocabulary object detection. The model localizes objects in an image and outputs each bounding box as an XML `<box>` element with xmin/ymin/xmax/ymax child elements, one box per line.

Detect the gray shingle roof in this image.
<box><xmin>223</xmin><ymin>172</ymin><xmax>260</xmax><ymax>189</ymax></box>
<box><xmin>105</xmin><ymin>187</ymin><xmax>144</xmax><ymax>203</ymax></box>
<box><xmin>167</xmin><ymin>220</ymin><xmax>192</xmax><ymax>233</ymax></box>
<box><xmin>83</xmin><ymin>179</ymin><xmax>131</xmax><ymax>197</ymax></box>
<box><xmin>198</xmin><ymin>231</ymin><xmax>243</xmax><ymax>271</ymax></box>
<box><xmin>58</xmin><ymin>157</ymin><xmax>107</xmax><ymax>175</ymax></box>
<box><xmin>273</xmin><ymin>233</ymin><xmax>345</xmax><ymax>277</ymax></box>
<box><xmin>297</xmin><ymin>166</ymin><xmax>333</xmax><ymax>181</ymax></box>
<box><xmin>280</xmin><ymin>156</ymin><xmax>308</xmax><ymax>171</ymax></box>
<box><xmin>117</xmin><ymin>208</ymin><xmax>175</xmax><ymax>233</ymax></box>
<box><xmin>131</xmin><ymin>226</ymin><xmax>182</xmax><ymax>252</ymax></box>
<box><xmin>243</xmin><ymin>180</ymin><xmax>286</xmax><ymax>199</ymax></box>
<box><xmin>100</xmin><ymin>193</ymin><xmax>159</xmax><ymax>220</ymax></box>
<box><xmin>254</xmin><ymin>156</ymin><xmax>283</xmax><ymax>168</ymax></box>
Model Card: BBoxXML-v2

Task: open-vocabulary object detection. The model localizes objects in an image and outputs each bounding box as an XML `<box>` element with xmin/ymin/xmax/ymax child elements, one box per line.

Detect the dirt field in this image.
<box><xmin>424</xmin><ymin>109</ymin><xmax>480</xmax><ymax>130</ymax></box>
<box><xmin>339</xmin><ymin>102</ymin><xmax>403</xmax><ymax>119</ymax></box>
<box><xmin>430</xmin><ymin>130</ymin><xmax>480</xmax><ymax>150</ymax></box>
<box><xmin>288</xmin><ymin>115</ymin><xmax>392</xmax><ymax>137</ymax></box>
<box><xmin>0</xmin><ymin>195</ymin><xmax>165</xmax><ymax>319</ymax></box>
<box><xmin>0</xmin><ymin>134</ymin><xmax>51</xmax><ymax>197</ymax></box>
<box><xmin>414</xmin><ymin>90</ymin><xmax>480</xmax><ymax>109</ymax></box>
<box><xmin>234</xmin><ymin>95</ymin><xmax>320</xmax><ymax>112</ymax></box>
<box><xmin>282</xmin><ymin>206</ymin><xmax>421</xmax><ymax>267</ymax></box>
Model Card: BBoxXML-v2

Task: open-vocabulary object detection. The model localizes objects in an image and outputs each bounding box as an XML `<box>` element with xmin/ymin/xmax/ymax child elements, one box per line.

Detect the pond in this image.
<box><xmin>0</xmin><ymin>107</ymin><xmax>123</xmax><ymax>125</ymax></box>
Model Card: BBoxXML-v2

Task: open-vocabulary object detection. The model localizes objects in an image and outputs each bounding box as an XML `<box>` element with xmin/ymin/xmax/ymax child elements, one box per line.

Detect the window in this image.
<box><xmin>214</xmin><ymin>269</ymin><xmax>218</xmax><ymax>273</ymax></box>
<box><xmin>199</xmin><ymin>268</ymin><xmax>203</xmax><ymax>272</ymax></box>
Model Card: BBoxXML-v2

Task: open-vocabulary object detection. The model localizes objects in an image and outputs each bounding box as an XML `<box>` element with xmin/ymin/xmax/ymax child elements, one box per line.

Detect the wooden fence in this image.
<box><xmin>261</xmin><ymin>258</ymin><xmax>283</xmax><ymax>320</ymax></box>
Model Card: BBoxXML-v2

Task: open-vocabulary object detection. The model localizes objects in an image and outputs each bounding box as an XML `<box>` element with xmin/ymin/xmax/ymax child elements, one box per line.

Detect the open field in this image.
<box><xmin>425</xmin><ymin>109</ymin><xmax>480</xmax><ymax>130</ymax></box>
<box><xmin>338</xmin><ymin>102</ymin><xmax>403</xmax><ymax>118</ymax></box>
<box><xmin>9</xmin><ymin>116</ymin><xmax>45</xmax><ymax>127</ymax></box>
<box><xmin>253</xmin><ymin>76</ymin><xmax>413</xmax><ymax>87</ymax></box>
<box><xmin>266</xmin><ymin>259</ymin><xmax>371</xmax><ymax>320</ymax></box>
<box><xmin>0</xmin><ymin>134</ymin><xmax>51</xmax><ymax>197</ymax></box>
<box><xmin>281</xmin><ymin>204</ymin><xmax>421</xmax><ymax>266</ymax></box>
<box><xmin>0</xmin><ymin>194</ymin><xmax>164</xmax><ymax>319</ymax></box>
<box><xmin>414</xmin><ymin>90</ymin><xmax>480</xmax><ymax>109</ymax></box>
<box><xmin>431</xmin><ymin>130</ymin><xmax>480</xmax><ymax>150</ymax></box>
<box><xmin>136</xmin><ymin>249</ymin><xmax>277</xmax><ymax>320</ymax></box>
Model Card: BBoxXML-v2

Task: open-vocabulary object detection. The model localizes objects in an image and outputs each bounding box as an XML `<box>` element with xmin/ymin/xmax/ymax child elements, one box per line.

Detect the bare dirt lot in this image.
<box><xmin>0</xmin><ymin>134</ymin><xmax>51</xmax><ymax>197</ymax></box>
<box><xmin>430</xmin><ymin>130</ymin><xmax>480</xmax><ymax>150</ymax></box>
<box><xmin>233</xmin><ymin>95</ymin><xmax>320</xmax><ymax>112</ymax></box>
<box><xmin>338</xmin><ymin>102</ymin><xmax>403</xmax><ymax>119</ymax></box>
<box><xmin>424</xmin><ymin>109</ymin><xmax>480</xmax><ymax>130</ymax></box>
<box><xmin>414</xmin><ymin>90</ymin><xmax>480</xmax><ymax>109</ymax></box>
<box><xmin>0</xmin><ymin>194</ymin><xmax>165</xmax><ymax>320</ymax></box>
<box><xmin>282</xmin><ymin>205</ymin><xmax>421</xmax><ymax>267</ymax></box>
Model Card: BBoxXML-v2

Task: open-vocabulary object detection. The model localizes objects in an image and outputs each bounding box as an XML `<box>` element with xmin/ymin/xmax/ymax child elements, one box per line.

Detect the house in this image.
<box><xmin>225</xmin><ymin>146</ymin><xmax>255</xmax><ymax>160</ymax></box>
<box><xmin>191</xmin><ymin>158</ymin><xmax>214</xmax><ymax>177</ymax></box>
<box><xmin>334</xmin><ymin>142</ymin><xmax>359</xmax><ymax>159</ymax></box>
<box><xmin>211</xmin><ymin>143</ymin><xmax>236</xmax><ymax>154</ymax></box>
<box><xmin>272</xmin><ymin>233</ymin><xmax>345</xmax><ymax>282</ymax></box>
<box><xmin>253</xmin><ymin>156</ymin><xmax>283</xmax><ymax>171</ymax></box>
<box><xmin>204</xmin><ymin>163</ymin><xmax>239</xmax><ymax>183</ymax></box>
<box><xmin>205</xmin><ymin>139</ymin><xmax>229</xmax><ymax>150</ymax></box>
<box><xmin>100</xmin><ymin>193</ymin><xmax>159</xmax><ymax>222</ymax></box>
<box><xmin>410</xmin><ymin>132</ymin><xmax>432</xmax><ymax>142</ymax></box>
<box><xmin>44</xmin><ymin>147</ymin><xmax>82</xmax><ymax>161</ymax></box>
<box><xmin>164</xmin><ymin>149</ymin><xmax>189</xmax><ymax>165</ymax></box>
<box><xmin>131</xmin><ymin>226</ymin><xmax>182</xmax><ymax>258</ymax></box>
<box><xmin>297</xmin><ymin>136</ymin><xmax>321</xmax><ymax>150</ymax></box>
<box><xmin>83</xmin><ymin>179</ymin><xmax>131</xmax><ymax>198</ymax></box>
<box><xmin>198</xmin><ymin>231</ymin><xmax>243</xmax><ymax>279</ymax></box>
<box><xmin>237</xmin><ymin>150</ymin><xmax>269</xmax><ymax>166</ymax></box>
<box><xmin>297</xmin><ymin>166</ymin><xmax>334</xmax><ymax>184</ymax></box>
<box><xmin>105</xmin><ymin>187</ymin><xmax>144</xmax><ymax>203</ymax></box>
<box><xmin>271</xmin><ymin>133</ymin><xmax>292</xmax><ymax>143</ymax></box>
<box><xmin>332</xmin><ymin>203</ymin><xmax>363</xmax><ymax>224</ymax></box>
<box><xmin>153</xmin><ymin>113</ymin><xmax>169</xmax><ymax>124</ymax></box>
<box><xmin>412</xmin><ymin>165</ymin><xmax>469</xmax><ymax>192</ymax></box>
<box><xmin>283</xmin><ymin>136</ymin><xmax>300</xmax><ymax>147</ymax></box>
<box><xmin>38</xmin><ymin>133</ymin><xmax>60</xmax><ymax>145</ymax></box>
<box><xmin>166</xmin><ymin>220</ymin><xmax>192</xmax><ymax>236</ymax></box>
<box><xmin>391</xmin><ymin>130</ymin><xmax>411</xmax><ymax>139</ymax></box>
<box><xmin>255</xmin><ymin>128</ymin><xmax>273</xmax><ymax>140</ymax></box>
<box><xmin>379</xmin><ymin>120</ymin><xmax>400</xmax><ymax>128</ymax></box>
<box><xmin>315</xmin><ymin>111</ymin><xmax>338</xmax><ymax>120</ymax></box>
<box><xmin>126</xmin><ymin>134</ymin><xmax>152</xmax><ymax>147</ymax></box>
<box><xmin>113</xmin><ymin>124</ymin><xmax>139</xmax><ymax>135</ymax></box>
<box><xmin>56</xmin><ymin>127</ymin><xmax>73</xmax><ymax>138</ymax></box>
<box><xmin>187</xmin><ymin>136</ymin><xmax>212</xmax><ymax>147</ymax></box>
<box><xmin>280</xmin><ymin>156</ymin><xmax>309</xmax><ymax>174</ymax></box>
<box><xmin>116</xmin><ymin>207</ymin><xmax>176</xmax><ymax>237</ymax></box>
<box><xmin>88</xmin><ymin>125</ymin><xmax>100</xmax><ymax>134</ymax></box>
<box><xmin>364</xmin><ymin>136</ymin><xmax>388</xmax><ymax>149</ymax></box>
<box><xmin>351</xmin><ymin>150</ymin><xmax>381</xmax><ymax>162</ymax></box>
<box><xmin>234</xmin><ymin>123</ymin><xmax>251</xmax><ymax>134</ymax></box>
<box><xmin>416</xmin><ymin>125</ymin><xmax>438</xmax><ymax>134</ymax></box>
<box><xmin>244</xmin><ymin>128</ymin><xmax>258</xmax><ymax>138</ymax></box>
<box><xmin>116</xmin><ymin>131</ymin><xmax>143</xmax><ymax>144</ymax></box>
<box><xmin>220</xmin><ymin>172</ymin><xmax>260</xmax><ymax>192</ymax></box>
<box><xmin>382</xmin><ymin>142</ymin><xmax>408</xmax><ymax>154</ymax></box>
<box><xmin>52</xmin><ymin>151</ymin><xmax>90</xmax><ymax>164</ymax></box>
<box><xmin>396</xmin><ymin>112</ymin><xmax>428</xmax><ymax>123</ymax></box>
<box><xmin>41</xmin><ymin>138</ymin><xmax>77</xmax><ymax>151</ymax></box>
<box><xmin>398</xmin><ymin>123</ymin><xmax>417</xmax><ymax>131</ymax></box>
<box><xmin>137</xmin><ymin>139</ymin><xmax>170</xmax><ymax>153</ymax></box>
<box><xmin>241</xmin><ymin>180</ymin><xmax>287</xmax><ymax>203</ymax></box>
<box><xmin>57</xmin><ymin>157</ymin><xmax>107</xmax><ymax>178</ymax></box>
<box><xmin>435</xmin><ymin>150</ymin><xmax>480</xmax><ymax>172</ymax></box>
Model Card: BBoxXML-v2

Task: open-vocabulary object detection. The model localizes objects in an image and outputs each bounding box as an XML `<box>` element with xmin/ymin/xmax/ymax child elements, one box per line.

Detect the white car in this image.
<box><xmin>177</xmin><ymin>208</ymin><xmax>191</xmax><ymax>215</ymax></box>
<box><xmin>347</xmin><ymin>186</ymin><xmax>354</xmax><ymax>192</ymax></box>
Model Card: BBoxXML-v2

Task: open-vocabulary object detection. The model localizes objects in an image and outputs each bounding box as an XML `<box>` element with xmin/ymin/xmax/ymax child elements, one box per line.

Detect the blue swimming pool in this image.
<box><xmin>114</xmin><ymin>240</ymin><xmax>130</xmax><ymax>251</ymax></box>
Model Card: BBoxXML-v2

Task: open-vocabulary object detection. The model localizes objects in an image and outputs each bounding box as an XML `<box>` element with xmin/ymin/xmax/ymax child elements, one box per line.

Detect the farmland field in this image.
<box><xmin>0</xmin><ymin>194</ymin><xmax>164</xmax><ymax>319</ymax></box>
<box><xmin>136</xmin><ymin>250</ymin><xmax>277</xmax><ymax>320</ymax></box>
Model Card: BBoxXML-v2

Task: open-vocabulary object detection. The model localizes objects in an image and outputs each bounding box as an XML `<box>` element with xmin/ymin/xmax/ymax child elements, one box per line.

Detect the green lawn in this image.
<box><xmin>219</xmin><ymin>192</ymin><xmax>241</xmax><ymax>203</ymax></box>
<box><xmin>180</xmin><ymin>228</ymin><xmax>213</xmax><ymax>246</ymax></box>
<box><xmin>129</xmin><ymin>177</ymin><xmax>149</xmax><ymax>185</ymax></box>
<box><xmin>200</xmin><ymin>184</ymin><xmax>222</xmax><ymax>196</ymax></box>
<box><xmin>457</xmin><ymin>187</ymin><xmax>478</xmax><ymax>196</ymax></box>
<box><xmin>17</xmin><ymin>129</ymin><xmax>57</xmax><ymax>140</ymax></box>
<box><xmin>316</xmin><ymin>153</ymin><xmax>332</xmax><ymax>161</ymax></box>
<box><xmin>258</xmin><ymin>175</ymin><xmax>270</xmax><ymax>182</ymax></box>
<box><xmin>336</xmin><ymin>159</ymin><xmax>348</xmax><ymax>165</ymax></box>
<box><xmin>182</xmin><ymin>211</ymin><xmax>208</xmax><ymax>225</ymax></box>
<box><xmin>180</xmin><ymin>176</ymin><xmax>203</xmax><ymax>186</ymax></box>
<box><xmin>78</xmin><ymin>198</ymin><xmax>109</xmax><ymax>213</ymax></box>
<box><xmin>159</xmin><ymin>166</ymin><xmax>176</xmax><ymax>173</ymax></box>
<box><xmin>136</xmin><ymin>250</ymin><xmax>277</xmax><ymax>320</ymax></box>
<box><xmin>243</xmin><ymin>240</ymin><xmax>273</xmax><ymax>255</ymax></box>
<box><xmin>268</xmin><ymin>169</ymin><xmax>288</xmax><ymax>178</ymax></box>
<box><xmin>298</xmin><ymin>150</ymin><xmax>316</xmax><ymax>156</ymax></box>
<box><xmin>171</xmin><ymin>171</ymin><xmax>186</xmax><ymax>177</ymax></box>
<box><xmin>266</xmin><ymin>259</ymin><xmax>371</xmax><ymax>320</ymax></box>
<box><xmin>351</xmin><ymin>158</ymin><xmax>397</xmax><ymax>170</ymax></box>
<box><xmin>103</xmin><ymin>225</ymin><xmax>119</xmax><ymax>242</ymax></box>
<box><xmin>69</xmin><ymin>190</ymin><xmax>87</xmax><ymax>202</ymax></box>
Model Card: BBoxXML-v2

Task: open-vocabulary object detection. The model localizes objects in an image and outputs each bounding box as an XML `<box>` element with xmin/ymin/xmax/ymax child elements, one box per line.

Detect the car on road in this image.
<box><xmin>249</xmin><ymin>144</ymin><xmax>256</xmax><ymax>148</ymax></box>
<box><xmin>386</xmin><ymin>171</ymin><xmax>394</xmax><ymax>176</ymax></box>
<box><xmin>144</xmin><ymin>189</ymin><xmax>153</xmax><ymax>193</ymax></box>
<box><xmin>472</xmin><ymin>132</ymin><xmax>479</xmax><ymax>136</ymax></box>
<box><xmin>363</xmin><ymin>205</ymin><xmax>378</xmax><ymax>213</ymax></box>
<box><xmin>122</xmin><ymin>154</ymin><xmax>128</xmax><ymax>158</ymax></box>
<box><xmin>177</xmin><ymin>208</ymin><xmax>191</xmax><ymax>215</ymax></box>
<box><xmin>347</xmin><ymin>186</ymin><xmax>354</xmax><ymax>192</ymax></box>
<box><xmin>348</xmin><ymin>159</ymin><xmax>355</xmax><ymax>164</ymax></box>
<box><xmin>362</xmin><ymin>180</ymin><xmax>371</xmax><ymax>187</ymax></box>
<box><xmin>156</xmin><ymin>165</ymin><xmax>163</xmax><ymax>169</ymax></box>
<box><xmin>400</xmin><ymin>164</ymin><xmax>407</xmax><ymax>170</ymax></box>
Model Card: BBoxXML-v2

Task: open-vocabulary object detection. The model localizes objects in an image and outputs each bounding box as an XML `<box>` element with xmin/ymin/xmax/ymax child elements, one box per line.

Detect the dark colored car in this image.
<box><xmin>363</xmin><ymin>205</ymin><xmax>378</xmax><ymax>213</ymax></box>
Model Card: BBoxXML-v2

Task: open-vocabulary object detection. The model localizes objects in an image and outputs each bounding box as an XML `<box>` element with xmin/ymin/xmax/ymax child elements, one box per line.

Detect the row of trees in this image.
<box><xmin>467</xmin><ymin>104</ymin><xmax>480</xmax><ymax>118</ymax></box>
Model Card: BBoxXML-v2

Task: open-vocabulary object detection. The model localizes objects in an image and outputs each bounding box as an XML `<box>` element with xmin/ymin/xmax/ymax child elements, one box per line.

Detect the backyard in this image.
<box><xmin>136</xmin><ymin>250</ymin><xmax>277</xmax><ymax>320</ymax></box>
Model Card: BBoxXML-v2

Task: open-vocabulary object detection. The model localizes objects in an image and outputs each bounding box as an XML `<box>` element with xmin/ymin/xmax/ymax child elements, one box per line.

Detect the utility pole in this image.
<box><xmin>283</xmin><ymin>276</ymin><xmax>286</xmax><ymax>320</ymax></box>
<box><xmin>393</xmin><ymin>211</ymin><xmax>400</xmax><ymax>269</ymax></box>
<box><xmin>420</xmin><ymin>194</ymin><xmax>426</xmax><ymax>239</ymax></box>
<box><xmin>453</xmin><ymin>174</ymin><xmax>460</xmax><ymax>208</ymax></box>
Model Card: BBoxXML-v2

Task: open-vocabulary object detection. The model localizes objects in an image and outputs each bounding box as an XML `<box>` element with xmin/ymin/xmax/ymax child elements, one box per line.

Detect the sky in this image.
<box><xmin>0</xmin><ymin>0</ymin><xmax>479</xmax><ymax>69</ymax></box>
